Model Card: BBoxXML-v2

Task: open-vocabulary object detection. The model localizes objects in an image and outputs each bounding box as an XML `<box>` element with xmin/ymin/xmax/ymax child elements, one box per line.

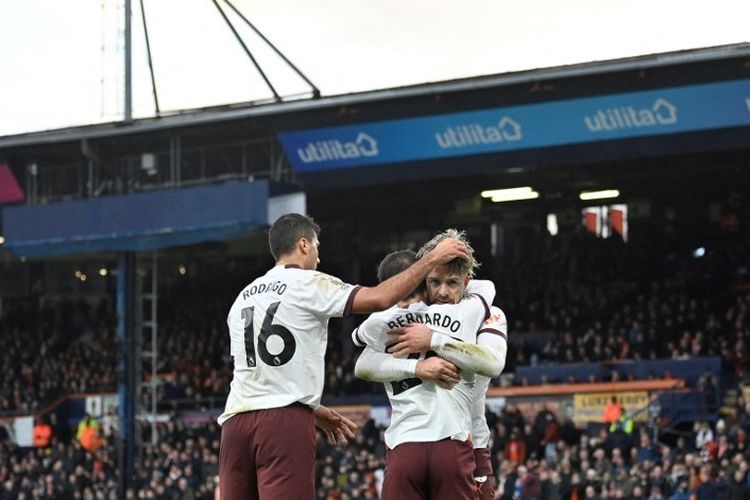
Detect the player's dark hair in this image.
<box><xmin>376</xmin><ymin>249</ymin><xmax>425</xmax><ymax>299</ymax></box>
<box><xmin>376</xmin><ymin>249</ymin><xmax>417</xmax><ymax>282</ymax></box>
<box><xmin>268</xmin><ymin>213</ymin><xmax>321</xmax><ymax>260</ymax></box>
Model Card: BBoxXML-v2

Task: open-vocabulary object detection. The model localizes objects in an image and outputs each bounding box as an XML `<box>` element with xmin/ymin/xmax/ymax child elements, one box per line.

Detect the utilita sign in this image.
<box><xmin>278</xmin><ymin>79</ymin><xmax>750</xmax><ymax>171</ymax></box>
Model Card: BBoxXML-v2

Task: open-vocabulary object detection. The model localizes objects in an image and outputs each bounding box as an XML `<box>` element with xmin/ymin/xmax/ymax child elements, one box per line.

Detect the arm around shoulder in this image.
<box><xmin>430</xmin><ymin>332</ymin><xmax>507</xmax><ymax>378</ymax></box>
<box><xmin>354</xmin><ymin>346</ymin><xmax>419</xmax><ymax>382</ymax></box>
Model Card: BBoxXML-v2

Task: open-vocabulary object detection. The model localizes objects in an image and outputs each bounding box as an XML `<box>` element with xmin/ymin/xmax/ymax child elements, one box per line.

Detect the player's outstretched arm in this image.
<box><xmin>354</xmin><ymin>345</ymin><xmax>420</xmax><ymax>382</ymax></box>
<box><xmin>313</xmin><ymin>405</ymin><xmax>358</xmax><ymax>447</ymax></box>
<box><xmin>350</xmin><ymin>238</ymin><xmax>469</xmax><ymax>313</ymax></box>
<box><xmin>355</xmin><ymin>346</ymin><xmax>460</xmax><ymax>389</ymax></box>
<box><xmin>388</xmin><ymin>324</ymin><xmax>506</xmax><ymax>378</ymax></box>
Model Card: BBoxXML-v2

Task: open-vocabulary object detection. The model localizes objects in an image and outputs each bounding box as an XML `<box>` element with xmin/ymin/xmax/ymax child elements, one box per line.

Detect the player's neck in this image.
<box><xmin>276</xmin><ymin>254</ymin><xmax>310</xmax><ymax>270</ymax></box>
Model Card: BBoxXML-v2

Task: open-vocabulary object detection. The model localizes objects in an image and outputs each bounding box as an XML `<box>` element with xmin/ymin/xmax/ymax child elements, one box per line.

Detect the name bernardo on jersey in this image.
<box><xmin>386</xmin><ymin>310</ymin><xmax>461</xmax><ymax>333</ymax></box>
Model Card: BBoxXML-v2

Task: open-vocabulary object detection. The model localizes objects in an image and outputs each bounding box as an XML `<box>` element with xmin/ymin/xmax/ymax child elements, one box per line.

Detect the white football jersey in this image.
<box><xmin>471</xmin><ymin>306</ymin><xmax>507</xmax><ymax>448</ymax></box>
<box><xmin>355</xmin><ymin>295</ymin><xmax>489</xmax><ymax>449</ymax></box>
<box><xmin>218</xmin><ymin>265</ymin><xmax>359</xmax><ymax>425</ymax></box>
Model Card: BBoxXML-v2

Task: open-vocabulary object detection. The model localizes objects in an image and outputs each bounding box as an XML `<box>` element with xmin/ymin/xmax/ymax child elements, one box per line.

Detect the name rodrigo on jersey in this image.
<box><xmin>242</xmin><ymin>280</ymin><xmax>287</xmax><ymax>299</ymax></box>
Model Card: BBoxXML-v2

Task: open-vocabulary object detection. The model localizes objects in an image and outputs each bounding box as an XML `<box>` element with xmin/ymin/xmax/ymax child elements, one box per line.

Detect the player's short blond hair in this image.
<box><xmin>416</xmin><ymin>228</ymin><xmax>479</xmax><ymax>278</ymax></box>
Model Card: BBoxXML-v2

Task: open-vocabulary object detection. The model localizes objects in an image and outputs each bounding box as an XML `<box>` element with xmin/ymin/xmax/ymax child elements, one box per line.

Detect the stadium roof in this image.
<box><xmin>1</xmin><ymin>43</ymin><xmax>749</xmax><ymax>149</ymax></box>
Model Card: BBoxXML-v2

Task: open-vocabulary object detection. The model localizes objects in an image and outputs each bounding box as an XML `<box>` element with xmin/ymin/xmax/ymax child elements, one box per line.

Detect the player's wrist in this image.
<box><xmin>412</xmin><ymin>359</ymin><xmax>426</xmax><ymax>378</ymax></box>
<box><xmin>405</xmin><ymin>358</ymin><xmax>418</xmax><ymax>377</ymax></box>
<box><xmin>430</xmin><ymin>332</ymin><xmax>446</xmax><ymax>350</ymax></box>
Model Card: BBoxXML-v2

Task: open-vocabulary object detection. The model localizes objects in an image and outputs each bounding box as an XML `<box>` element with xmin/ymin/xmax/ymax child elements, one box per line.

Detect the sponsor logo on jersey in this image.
<box><xmin>483</xmin><ymin>313</ymin><xmax>505</xmax><ymax>326</ymax></box>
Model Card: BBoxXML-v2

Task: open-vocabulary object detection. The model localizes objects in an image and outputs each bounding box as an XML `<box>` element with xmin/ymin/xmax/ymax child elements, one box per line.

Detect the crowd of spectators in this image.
<box><xmin>495</xmin><ymin>228</ymin><xmax>750</xmax><ymax>378</ymax></box>
<box><xmin>1</xmin><ymin>418</ymin><xmax>219</xmax><ymax>499</ymax></box>
<box><xmin>485</xmin><ymin>401</ymin><xmax>750</xmax><ymax>499</ymax></box>
<box><xmin>0</xmin><ymin>300</ymin><xmax>117</xmax><ymax>415</ymax></box>
<box><xmin>1</xmin><ymin>220</ymin><xmax>749</xmax><ymax>498</ymax></box>
<box><xmin>1</xmin><ymin>225</ymin><xmax>749</xmax><ymax>413</ymax></box>
<box><xmin>4</xmin><ymin>397</ymin><xmax>750</xmax><ymax>499</ymax></box>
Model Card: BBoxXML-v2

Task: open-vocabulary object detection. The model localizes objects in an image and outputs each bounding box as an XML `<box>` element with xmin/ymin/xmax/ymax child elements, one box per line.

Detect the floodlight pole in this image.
<box><xmin>140</xmin><ymin>0</ymin><xmax>160</xmax><ymax>116</ymax></box>
<box><xmin>211</xmin><ymin>0</ymin><xmax>280</xmax><ymax>101</ymax></box>
<box><xmin>117</xmin><ymin>252</ymin><xmax>137</xmax><ymax>496</ymax></box>
<box><xmin>118</xmin><ymin>2</ymin><xmax>135</xmax><ymax>490</ymax></box>
<box><xmin>223</xmin><ymin>0</ymin><xmax>320</xmax><ymax>98</ymax></box>
<box><xmin>124</xmin><ymin>0</ymin><xmax>133</xmax><ymax>121</ymax></box>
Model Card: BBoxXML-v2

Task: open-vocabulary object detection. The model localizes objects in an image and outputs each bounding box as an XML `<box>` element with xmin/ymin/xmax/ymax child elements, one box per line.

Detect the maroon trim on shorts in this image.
<box><xmin>284</xmin><ymin>264</ymin><xmax>301</xmax><ymax>269</ymax></box>
<box><xmin>343</xmin><ymin>286</ymin><xmax>362</xmax><ymax>317</ymax></box>
<box><xmin>470</xmin><ymin>293</ymin><xmax>491</xmax><ymax>320</ymax></box>
<box><xmin>478</xmin><ymin>328</ymin><xmax>507</xmax><ymax>341</ymax></box>
<box><xmin>473</xmin><ymin>447</ymin><xmax>495</xmax><ymax>500</ymax></box>
<box><xmin>473</xmin><ymin>447</ymin><xmax>493</xmax><ymax>477</ymax></box>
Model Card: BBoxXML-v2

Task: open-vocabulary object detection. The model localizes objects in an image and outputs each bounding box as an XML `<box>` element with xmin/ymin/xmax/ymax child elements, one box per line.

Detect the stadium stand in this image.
<box><xmin>2</xmin><ymin>223</ymin><xmax>746</xmax><ymax>415</ymax></box>
<box><xmin>2</xmin><ymin>44</ymin><xmax>750</xmax><ymax>498</ymax></box>
<box><xmin>0</xmin><ymin>218</ymin><xmax>748</xmax><ymax>498</ymax></box>
<box><xmin>3</xmin><ymin>402</ymin><xmax>750</xmax><ymax>498</ymax></box>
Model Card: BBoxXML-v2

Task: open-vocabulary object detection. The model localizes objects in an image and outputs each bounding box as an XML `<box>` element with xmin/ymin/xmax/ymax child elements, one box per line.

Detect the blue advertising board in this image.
<box><xmin>278</xmin><ymin>79</ymin><xmax>750</xmax><ymax>171</ymax></box>
<box><xmin>2</xmin><ymin>182</ymin><xmax>270</xmax><ymax>257</ymax></box>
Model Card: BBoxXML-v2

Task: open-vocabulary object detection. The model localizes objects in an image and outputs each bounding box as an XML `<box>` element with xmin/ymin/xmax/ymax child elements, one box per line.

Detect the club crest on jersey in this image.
<box><xmin>484</xmin><ymin>313</ymin><xmax>504</xmax><ymax>325</ymax></box>
<box><xmin>316</xmin><ymin>274</ymin><xmax>346</xmax><ymax>287</ymax></box>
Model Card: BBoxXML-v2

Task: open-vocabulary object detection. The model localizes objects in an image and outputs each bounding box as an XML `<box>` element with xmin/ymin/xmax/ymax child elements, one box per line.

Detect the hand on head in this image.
<box><xmin>428</xmin><ymin>237</ymin><xmax>470</xmax><ymax>265</ymax></box>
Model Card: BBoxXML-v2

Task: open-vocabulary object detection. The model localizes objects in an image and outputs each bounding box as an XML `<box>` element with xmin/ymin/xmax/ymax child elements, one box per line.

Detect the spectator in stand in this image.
<box><xmin>32</xmin><ymin>418</ymin><xmax>52</xmax><ymax>449</ymax></box>
<box><xmin>540</xmin><ymin>412</ymin><xmax>560</xmax><ymax>461</ymax></box>
<box><xmin>76</xmin><ymin>415</ymin><xmax>103</xmax><ymax>454</ymax></box>
<box><xmin>517</xmin><ymin>465</ymin><xmax>541</xmax><ymax>499</ymax></box>
<box><xmin>695</xmin><ymin>421</ymin><xmax>714</xmax><ymax>449</ymax></box>
<box><xmin>694</xmin><ymin>464</ymin><xmax>718</xmax><ymax>499</ymax></box>
<box><xmin>727</xmin><ymin>468</ymin><xmax>750</xmax><ymax>499</ymax></box>
<box><xmin>603</xmin><ymin>396</ymin><xmax>623</xmax><ymax>426</ymax></box>
<box><xmin>506</xmin><ymin>428</ymin><xmax>528</xmax><ymax>465</ymax></box>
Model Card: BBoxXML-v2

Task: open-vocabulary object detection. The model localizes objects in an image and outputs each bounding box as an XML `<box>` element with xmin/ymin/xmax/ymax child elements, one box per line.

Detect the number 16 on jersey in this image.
<box><xmin>236</xmin><ymin>302</ymin><xmax>297</xmax><ymax>368</ymax></box>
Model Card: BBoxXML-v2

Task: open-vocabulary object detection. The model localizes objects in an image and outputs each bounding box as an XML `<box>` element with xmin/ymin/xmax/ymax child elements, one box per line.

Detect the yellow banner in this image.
<box><xmin>573</xmin><ymin>391</ymin><xmax>649</xmax><ymax>423</ymax></box>
<box><xmin>742</xmin><ymin>386</ymin><xmax>750</xmax><ymax>404</ymax></box>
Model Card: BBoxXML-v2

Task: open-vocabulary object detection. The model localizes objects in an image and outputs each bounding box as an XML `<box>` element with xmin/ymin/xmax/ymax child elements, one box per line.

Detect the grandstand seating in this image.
<box><xmin>0</xmin><ymin>222</ymin><xmax>748</xmax><ymax>498</ymax></box>
<box><xmin>3</xmin><ymin>401</ymin><xmax>750</xmax><ymax>498</ymax></box>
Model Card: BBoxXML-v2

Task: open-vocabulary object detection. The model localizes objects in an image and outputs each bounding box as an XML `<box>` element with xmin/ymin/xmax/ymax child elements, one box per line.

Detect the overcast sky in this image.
<box><xmin>0</xmin><ymin>0</ymin><xmax>748</xmax><ymax>137</ymax></box>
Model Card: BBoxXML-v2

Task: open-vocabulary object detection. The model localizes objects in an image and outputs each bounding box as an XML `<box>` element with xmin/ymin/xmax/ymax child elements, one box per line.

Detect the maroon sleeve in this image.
<box><xmin>469</xmin><ymin>293</ymin><xmax>491</xmax><ymax>320</ymax></box>
<box><xmin>343</xmin><ymin>286</ymin><xmax>363</xmax><ymax>317</ymax></box>
<box><xmin>477</xmin><ymin>327</ymin><xmax>507</xmax><ymax>340</ymax></box>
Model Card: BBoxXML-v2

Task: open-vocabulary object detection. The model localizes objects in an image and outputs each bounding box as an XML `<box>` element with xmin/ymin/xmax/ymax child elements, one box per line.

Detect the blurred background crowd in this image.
<box><xmin>1</xmin><ymin>224</ymin><xmax>749</xmax><ymax>498</ymax></box>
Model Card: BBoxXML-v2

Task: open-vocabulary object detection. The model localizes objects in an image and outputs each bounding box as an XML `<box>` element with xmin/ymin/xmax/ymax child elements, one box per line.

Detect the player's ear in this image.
<box><xmin>464</xmin><ymin>276</ymin><xmax>470</xmax><ymax>288</ymax></box>
<box><xmin>298</xmin><ymin>237</ymin><xmax>310</xmax><ymax>254</ymax></box>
